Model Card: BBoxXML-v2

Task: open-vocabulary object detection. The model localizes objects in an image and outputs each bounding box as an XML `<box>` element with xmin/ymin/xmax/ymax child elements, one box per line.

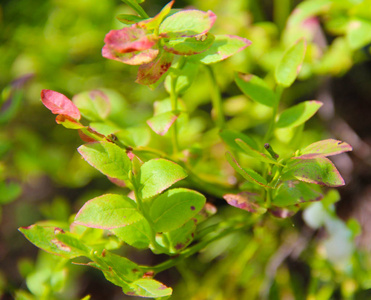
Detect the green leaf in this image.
<box><xmin>164</xmin><ymin>61</ymin><xmax>199</xmax><ymax>95</ymax></box>
<box><xmin>116</xmin><ymin>14</ymin><xmax>146</xmax><ymax>25</ymax></box>
<box><xmin>224</xmin><ymin>193</ymin><xmax>266</xmax><ymax>214</ymax></box>
<box><xmin>139</xmin><ymin>159</ymin><xmax>188</xmax><ymax>199</ymax></box>
<box><xmin>226</xmin><ymin>152</ymin><xmax>269</xmax><ymax>188</ymax></box>
<box><xmin>149</xmin><ymin>188</ymin><xmax>206</xmax><ymax>232</ymax></box>
<box><xmin>55</xmin><ymin>115</ymin><xmax>85</xmax><ymax>129</ymax></box>
<box><xmin>164</xmin><ymin>33</ymin><xmax>215</xmax><ymax>55</ymax></box>
<box><xmin>163</xmin><ymin>220</ymin><xmax>196</xmax><ymax>253</ymax></box>
<box><xmin>111</xmin><ymin>218</ymin><xmax>151</xmax><ymax>249</ymax></box>
<box><xmin>276</xmin><ymin>100</ymin><xmax>322</xmax><ymax>128</ymax></box>
<box><xmin>296</xmin><ymin>139</ymin><xmax>352</xmax><ymax>159</ymax></box>
<box><xmin>235</xmin><ymin>139</ymin><xmax>282</xmax><ymax>165</ymax></box>
<box><xmin>234</xmin><ymin>73</ymin><xmax>276</xmax><ymax>107</ymax></box>
<box><xmin>147</xmin><ymin>111</ymin><xmax>179</xmax><ymax>136</ymax></box>
<box><xmin>116</xmin><ymin>126</ymin><xmax>151</xmax><ymax>147</ymax></box>
<box><xmin>78</xmin><ymin>141</ymin><xmax>131</xmax><ymax>181</ymax></box>
<box><xmin>275</xmin><ymin>39</ymin><xmax>307</xmax><ymax>87</ymax></box>
<box><xmin>346</xmin><ymin>18</ymin><xmax>371</xmax><ymax>50</ymax></box>
<box><xmin>121</xmin><ymin>0</ymin><xmax>148</xmax><ymax>19</ymax></box>
<box><xmin>19</xmin><ymin>225</ymin><xmax>83</xmax><ymax>259</ymax></box>
<box><xmin>72</xmin><ymin>90</ymin><xmax>111</xmax><ymax>121</ymax></box>
<box><xmin>74</xmin><ymin>194</ymin><xmax>143</xmax><ymax>229</ymax></box>
<box><xmin>128</xmin><ymin>278</ymin><xmax>172</xmax><ymax>297</ymax></box>
<box><xmin>190</xmin><ymin>35</ymin><xmax>251</xmax><ymax>64</ymax></box>
<box><xmin>273</xmin><ymin>181</ymin><xmax>323</xmax><ymax>207</ymax></box>
<box><xmin>284</xmin><ymin>157</ymin><xmax>345</xmax><ymax>187</ymax></box>
<box><xmin>219</xmin><ymin>129</ymin><xmax>259</xmax><ymax>151</ymax></box>
<box><xmin>0</xmin><ymin>181</ymin><xmax>21</xmax><ymax>204</ymax></box>
<box><xmin>138</xmin><ymin>0</ymin><xmax>174</xmax><ymax>30</ymax></box>
<box><xmin>159</xmin><ymin>10</ymin><xmax>216</xmax><ymax>38</ymax></box>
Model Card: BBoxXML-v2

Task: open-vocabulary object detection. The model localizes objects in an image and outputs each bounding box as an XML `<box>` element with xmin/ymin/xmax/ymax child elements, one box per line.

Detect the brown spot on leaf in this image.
<box><xmin>51</xmin><ymin>239</ymin><xmax>71</xmax><ymax>252</ymax></box>
<box><xmin>143</xmin><ymin>271</ymin><xmax>154</xmax><ymax>278</ymax></box>
<box><xmin>190</xmin><ymin>206</ymin><xmax>195</xmax><ymax>210</ymax></box>
<box><xmin>54</xmin><ymin>228</ymin><xmax>65</xmax><ymax>235</ymax></box>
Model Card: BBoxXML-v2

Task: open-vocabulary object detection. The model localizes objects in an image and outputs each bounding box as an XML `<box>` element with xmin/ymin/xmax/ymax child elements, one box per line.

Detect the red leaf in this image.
<box><xmin>41</xmin><ymin>90</ymin><xmax>81</xmax><ymax>120</ymax></box>
<box><xmin>102</xmin><ymin>25</ymin><xmax>159</xmax><ymax>65</ymax></box>
<box><xmin>223</xmin><ymin>192</ymin><xmax>266</xmax><ymax>214</ymax></box>
<box><xmin>136</xmin><ymin>51</ymin><xmax>174</xmax><ymax>85</ymax></box>
<box><xmin>295</xmin><ymin>139</ymin><xmax>353</xmax><ymax>159</ymax></box>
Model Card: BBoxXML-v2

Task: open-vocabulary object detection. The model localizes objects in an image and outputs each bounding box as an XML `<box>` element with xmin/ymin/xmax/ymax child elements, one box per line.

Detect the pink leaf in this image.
<box><xmin>102</xmin><ymin>25</ymin><xmax>159</xmax><ymax>65</ymax></box>
<box><xmin>136</xmin><ymin>51</ymin><xmax>174</xmax><ymax>85</ymax></box>
<box><xmin>41</xmin><ymin>90</ymin><xmax>81</xmax><ymax>120</ymax></box>
<box><xmin>295</xmin><ymin>139</ymin><xmax>352</xmax><ymax>159</ymax></box>
<box><xmin>223</xmin><ymin>192</ymin><xmax>266</xmax><ymax>214</ymax></box>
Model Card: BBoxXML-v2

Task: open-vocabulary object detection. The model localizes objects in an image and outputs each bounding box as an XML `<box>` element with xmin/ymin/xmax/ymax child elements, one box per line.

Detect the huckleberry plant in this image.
<box><xmin>19</xmin><ymin>0</ymin><xmax>352</xmax><ymax>298</ymax></box>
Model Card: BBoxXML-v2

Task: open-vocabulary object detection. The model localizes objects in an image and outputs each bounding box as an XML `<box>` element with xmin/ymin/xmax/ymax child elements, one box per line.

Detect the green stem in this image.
<box><xmin>121</xmin><ymin>0</ymin><xmax>149</xmax><ymax>18</ymax></box>
<box><xmin>206</xmin><ymin>65</ymin><xmax>225</xmax><ymax>129</ymax></box>
<box><xmin>263</xmin><ymin>85</ymin><xmax>284</xmax><ymax>147</ymax></box>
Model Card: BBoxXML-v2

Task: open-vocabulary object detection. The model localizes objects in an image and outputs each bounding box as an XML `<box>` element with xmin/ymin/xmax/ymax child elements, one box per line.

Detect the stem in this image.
<box><xmin>121</xmin><ymin>0</ymin><xmax>149</xmax><ymax>18</ymax></box>
<box><xmin>263</xmin><ymin>85</ymin><xmax>284</xmax><ymax>147</ymax></box>
<box><xmin>206</xmin><ymin>65</ymin><xmax>225</xmax><ymax>129</ymax></box>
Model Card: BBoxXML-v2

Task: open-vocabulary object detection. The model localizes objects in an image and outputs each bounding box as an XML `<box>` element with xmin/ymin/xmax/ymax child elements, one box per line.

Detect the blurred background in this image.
<box><xmin>1</xmin><ymin>0</ymin><xmax>371</xmax><ymax>299</ymax></box>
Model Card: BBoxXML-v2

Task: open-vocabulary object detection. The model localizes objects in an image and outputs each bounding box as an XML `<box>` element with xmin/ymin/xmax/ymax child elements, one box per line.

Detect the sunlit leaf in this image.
<box><xmin>190</xmin><ymin>35</ymin><xmax>251</xmax><ymax>64</ymax></box>
<box><xmin>73</xmin><ymin>90</ymin><xmax>111</xmax><ymax>121</ymax></box>
<box><xmin>163</xmin><ymin>33</ymin><xmax>215</xmax><ymax>55</ymax></box>
<box><xmin>55</xmin><ymin>115</ymin><xmax>85</xmax><ymax>129</ymax></box>
<box><xmin>74</xmin><ymin>194</ymin><xmax>143</xmax><ymax>229</ymax></box>
<box><xmin>224</xmin><ymin>192</ymin><xmax>266</xmax><ymax>214</ymax></box>
<box><xmin>150</xmin><ymin>188</ymin><xmax>206</xmax><ymax>232</ymax></box>
<box><xmin>284</xmin><ymin>157</ymin><xmax>345</xmax><ymax>187</ymax></box>
<box><xmin>159</xmin><ymin>10</ymin><xmax>216</xmax><ymax>38</ymax></box>
<box><xmin>276</xmin><ymin>100</ymin><xmax>322</xmax><ymax>128</ymax></box>
<box><xmin>139</xmin><ymin>159</ymin><xmax>187</xmax><ymax>199</ymax></box>
<box><xmin>102</xmin><ymin>26</ymin><xmax>158</xmax><ymax>65</ymax></box>
<box><xmin>116</xmin><ymin>14</ymin><xmax>146</xmax><ymax>25</ymax></box>
<box><xmin>275</xmin><ymin>38</ymin><xmax>306</xmax><ymax>87</ymax></box>
<box><xmin>41</xmin><ymin>90</ymin><xmax>81</xmax><ymax>120</ymax></box>
<box><xmin>147</xmin><ymin>111</ymin><xmax>179</xmax><ymax>135</ymax></box>
<box><xmin>138</xmin><ymin>0</ymin><xmax>174</xmax><ymax>30</ymax></box>
<box><xmin>111</xmin><ymin>218</ymin><xmax>151</xmax><ymax>249</ymax></box>
<box><xmin>164</xmin><ymin>61</ymin><xmax>199</xmax><ymax>94</ymax></box>
<box><xmin>295</xmin><ymin>139</ymin><xmax>352</xmax><ymax>159</ymax></box>
<box><xmin>128</xmin><ymin>278</ymin><xmax>172</xmax><ymax>297</ymax></box>
<box><xmin>234</xmin><ymin>73</ymin><xmax>276</xmax><ymax>107</ymax></box>
<box><xmin>346</xmin><ymin>18</ymin><xmax>371</xmax><ymax>50</ymax></box>
<box><xmin>136</xmin><ymin>51</ymin><xmax>174</xmax><ymax>85</ymax></box>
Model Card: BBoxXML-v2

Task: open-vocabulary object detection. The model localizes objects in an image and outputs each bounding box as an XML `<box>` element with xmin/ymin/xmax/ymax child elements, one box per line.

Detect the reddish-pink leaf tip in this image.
<box><xmin>41</xmin><ymin>89</ymin><xmax>81</xmax><ymax>120</ymax></box>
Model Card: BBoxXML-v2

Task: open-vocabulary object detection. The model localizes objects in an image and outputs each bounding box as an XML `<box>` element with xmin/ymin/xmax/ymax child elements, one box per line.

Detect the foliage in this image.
<box><xmin>2</xmin><ymin>0</ymin><xmax>371</xmax><ymax>299</ymax></box>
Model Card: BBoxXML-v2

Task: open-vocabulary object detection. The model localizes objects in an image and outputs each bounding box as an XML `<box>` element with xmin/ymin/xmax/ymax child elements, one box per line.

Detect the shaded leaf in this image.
<box><xmin>78</xmin><ymin>141</ymin><xmax>131</xmax><ymax>181</ymax></box>
<box><xmin>159</xmin><ymin>10</ymin><xmax>216</xmax><ymax>38</ymax></box>
<box><xmin>136</xmin><ymin>51</ymin><xmax>174</xmax><ymax>85</ymax></box>
<box><xmin>41</xmin><ymin>90</ymin><xmax>81</xmax><ymax>120</ymax></box>
<box><xmin>275</xmin><ymin>38</ymin><xmax>306</xmax><ymax>87</ymax></box>
<box><xmin>234</xmin><ymin>73</ymin><xmax>276</xmax><ymax>107</ymax></box>
<box><xmin>219</xmin><ymin>129</ymin><xmax>259</xmax><ymax>151</ymax></box>
<box><xmin>164</xmin><ymin>61</ymin><xmax>199</xmax><ymax>94</ymax></box>
<box><xmin>284</xmin><ymin>157</ymin><xmax>345</xmax><ymax>187</ymax></box>
<box><xmin>276</xmin><ymin>100</ymin><xmax>322</xmax><ymax>128</ymax></box>
<box><xmin>150</xmin><ymin>188</ymin><xmax>206</xmax><ymax>232</ymax></box>
<box><xmin>116</xmin><ymin>14</ymin><xmax>146</xmax><ymax>25</ymax></box>
<box><xmin>295</xmin><ymin>139</ymin><xmax>352</xmax><ymax>159</ymax></box>
<box><xmin>226</xmin><ymin>152</ymin><xmax>270</xmax><ymax>188</ymax></box>
<box><xmin>0</xmin><ymin>181</ymin><xmax>22</xmax><ymax>204</ymax></box>
<box><xmin>224</xmin><ymin>192</ymin><xmax>266</xmax><ymax>214</ymax></box>
<box><xmin>273</xmin><ymin>181</ymin><xmax>323</xmax><ymax>207</ymax></box>
<box><xmin>147</xmin><ymin>111</ymin><xmax>179</xmax><ymax>135</ymax></box>
<box><xmin>269</xmin><ymin>206</ymin><xmax>298</xmax><ymax>218</ymax></box>
<box><xmin>163</xmin><ymin>220</ymin><xmax>196</xmax><ymax>253</ymax></box>
<box><xmin>164</xmin><ymin>33</ymin><xmax>215</xmax><ymax>55</ymax></box>
<box><xmin>235</xmin><ymin>139</ymin><xmax>282</xmax><ymax>165</ymax></box>
<box><xmin>191</xmin><ymin>35</ymin><xmax>251</xmax><ymax>64</ymax></box>
<box><xmin>74</xmin><ymin>194</ymin><xmax>143</xmax><ymax>229</ymax></box>
<box><xmin>139</xmin><ymin>159</ymin><xmax>187</xmax><ymax>199</ymax></box>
